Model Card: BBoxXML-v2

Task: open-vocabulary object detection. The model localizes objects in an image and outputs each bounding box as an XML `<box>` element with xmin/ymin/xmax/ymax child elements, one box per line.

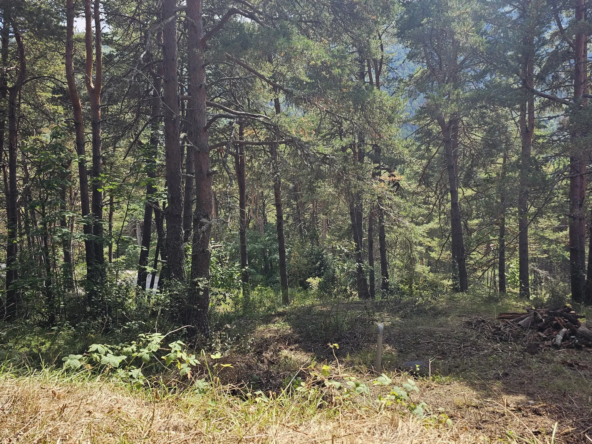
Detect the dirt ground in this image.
<box><xmin>211</xmin><ymin>297</ymin><xmax>592</xmax><ymax>443</ymax></box>
<box><xmin>1</xmin><ymin>296</ymin><xmax>591</xmax><ymax>443</ymax></box>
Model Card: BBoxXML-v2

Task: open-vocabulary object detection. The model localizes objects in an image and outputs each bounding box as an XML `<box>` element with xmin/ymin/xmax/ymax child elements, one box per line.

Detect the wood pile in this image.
<box><xmin>497</xmin><ymin>307</ymin><xmax>592</xmax><ymax>349</ymax></box>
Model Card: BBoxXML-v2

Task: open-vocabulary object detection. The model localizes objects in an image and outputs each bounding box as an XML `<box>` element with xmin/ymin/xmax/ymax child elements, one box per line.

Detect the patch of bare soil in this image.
<box><xmin>214</xmin><ymin>302</ymin><xmax>592</xmax><ymax>443</ymax></box>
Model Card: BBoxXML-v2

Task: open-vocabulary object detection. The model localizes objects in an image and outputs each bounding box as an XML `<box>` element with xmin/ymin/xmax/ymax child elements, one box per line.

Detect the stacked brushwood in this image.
<box><xmin>497</xmin><ymin>307</ymin><xmax>592</xmax><ymax>349</ymax></box>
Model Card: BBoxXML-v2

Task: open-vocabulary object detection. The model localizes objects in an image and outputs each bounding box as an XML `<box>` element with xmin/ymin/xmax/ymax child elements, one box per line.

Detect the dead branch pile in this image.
<box><xmin>497</xmin><ymin>307</ymin><xmax>592</xmax><ymax>349</ymax></box>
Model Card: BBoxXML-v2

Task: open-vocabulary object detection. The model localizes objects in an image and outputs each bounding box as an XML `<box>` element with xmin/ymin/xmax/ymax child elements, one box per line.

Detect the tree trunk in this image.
<box><xmin>368</xmin><ymin>208</ymin><xmax>376</xmax><ymax>299</ymax></box>
<box><xmin>162</xmin><ymin>0</ymin><xmax>186</xmax><ymax>283</ymax></box>
<box><xmin>499</xmin><ymin>152</ymin><xmax>508</xmax><ymax>293</ymax></box>
<box><xmin>4</xmin><ymin>20</ymin><xmax>26</xmax><ymax>320</ymax></box>
<box><xmin>438</xmin><ymin>117</ymin><xmax>468</xmax><ymax>292</ymax></box>
<box><xmin>349</xmin><ymin>190</ymin><xmax>370</xmax><ymax>300</ymax></box>
<box><xmin>235</xmin><ymin>121</ymin><xmax>249</xmax><ymax>302</ymax></box>
<box><xmin>181</xmin><ymin>43</ymin><xmax>194</xmax><ymax>244</ymax></box>
<box><xmin>378</xmin><ymin>208</ymin><xmax>389</xmax><ymax>292</ymax></box>
<box><xmin>40</xmin><ymin>204</ymin><xmax>55</xmax><ymax>324</ymax></box>
<box><xmin>518</xmin><ymin>26</ymin><xmax>535</xmax><ymax>298</ymax></box>
<box><xmin>108</xmin><ymin>194</ymin><xmax>114</xmax><ymax>263</ymax></box>
<box><xmin>183</xmin><ymin>139</ymin><xmax>194</xmax><ymax>243</ymax></box>
<box><xmin>84</xmin><ymin>0</ymin><xmax>105</xmax><ymax>288</ymax></box>
<box><xmin>66</xmin><ymin>0</ymin><xmax>95</xmax><ymax>293</ymax></box>
<box><xmin>186</xmin><ymin>0</ymin><xmax>213</xmax><ymax>334</ymax></box>
<box><xmin>271</xmin><ymin>142</ymin><xmax>290</xmax><ymax>305</ymax></box>
<box><xmin>151</xmin><ymin>203</ymin><xmax>166</xmax><ymax>291</ymax></box>
<box><xmin>269</xmin><ymin>92</ymin><xmax>290</xmax><ymax>305</ymax></box>
<box><xmin>138</xmin><ymin>49</ymin><xmax>162</xmax><ymax>291</ymax></box>
<box><xmin>294</xmin><ymin>182</ymin><xmax>305</xmax><ymax>239</ymax></box>
<box><xmin>374</xmin><ymin>146</ymin><xmax>389</xmax><ymax>293</ymax></box>
<box><xmin>60</xmin><ymin>180</ymin><xmax>74</xmax><ymax>290</ymax></box>
<box><xmin>571</xmin><ymin>0</ymin><xmax>588</xmax><ymax>303</ymax></box>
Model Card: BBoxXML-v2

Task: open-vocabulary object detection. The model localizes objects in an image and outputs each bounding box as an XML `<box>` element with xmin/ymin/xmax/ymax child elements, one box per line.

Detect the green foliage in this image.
<box><xmin>62</xmin><ymin>332</ymin><xmax>200</xmax><ymax>387</ymax></box>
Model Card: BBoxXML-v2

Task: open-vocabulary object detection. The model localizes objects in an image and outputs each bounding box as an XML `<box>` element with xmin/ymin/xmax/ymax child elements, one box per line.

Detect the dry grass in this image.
<box><xmin>1</xmin><ymin>294</ymin><xmax>591</xmax><ymax>443</ymax></box>
<box><xmin>0</xmin><ymin>370</ymin><xmax>555</xmax><ymax>443</ymax></box>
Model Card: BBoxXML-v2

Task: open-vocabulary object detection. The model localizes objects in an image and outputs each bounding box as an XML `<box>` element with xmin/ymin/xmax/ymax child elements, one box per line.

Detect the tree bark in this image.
<box><xmin>347</xmin><ymin>140</ymin><xmax>371</xmax><ymax>300</ymax></box>
<box><xmin>378</xmin><ymin>207</ymin><xmax>389</xmax><ymax>292</ymax></box>
<box><xmin>270</xmin><ymin>93</ymin><xmax>290</xmax><ymax>305</ymax></box>
<box><xmin>438</xmin><ymin>117</ymin><xmax>468</xmax><ymax>292</ymax></box>
<box><xmin>84</xmin><ymin>0</ymin><xmax>105</xmax><ymax>287</ymax></box>
<box><xmin>162</xmin><ymin>0</ymin><xmax>186</xmax><ymax>283</ymax></box>
<box><xmin>499</xmin><ymin>151</ymin><xmax>508</xmax><ymax>293</ymax></box>
<box><xmin>235</xmin><ymin>120</ymin><xmax>250</xmax><ymax>301</ymax></box>
<box><xmin>186</xmin><ymin>0</ymin><xmax>214</xmax><ymax>333</ymax></box>
<box><xmin>368</xmin><ymin>208</ymin><xmax>376</xmax><ymax>299</ymax></box>
<box><xmin>183</xmin><ymin>137</ymin><xmax>194</xmax><ymax>243</ymax></box>
<box><xmin>4</xmin><ymin>20</ymin><xmax>26</xmax><ymax>320</ymax></box>
<box><xmin>571</xmin><ymin>0</ymin><xmax>587</xmax><ymax>303</ymax></box>
<box><xmin>60</xmin><ymin>180</ymin><xmax>74</xmax><ymax>290</ymax></box>
<box><xmin>151</xmin><ymin>203</ymin><xmax>166</xmax><ymax>290</ymax></box>
<box><xmin>138</xmin><ymin>43</ymin><xmax>162</xmax><ymax>291</ymax></box>
<box><xmin>66</xmin><ymin>0</ymin><xmax>95</xmax><ymax>294</ymax></box>
<box><xmin>271</xmin><ymin>142</ymin><xmax>290</xmax><ymax>305</ymax></box>
<box><xmin>518</xmin><ymin>24</ymin><xmax>535</xmax><ymax>298</ymax></box>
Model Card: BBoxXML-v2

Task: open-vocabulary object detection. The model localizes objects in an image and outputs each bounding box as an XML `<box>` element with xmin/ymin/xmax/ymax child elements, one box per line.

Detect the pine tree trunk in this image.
<box><xmin>378</xmin><ymin>208</ymin><xmax>389</xmax><ymax>292</ymax></box>
<box><xmin>162</xmin><ymin>0</ymin><xmax>186</xmax><ymax>283</ymax></box>
<box><xmin>368</xmin><ymin>208</ymin><xmax>376</xmax><ymax>299</ymax></box>
<box><xmin>150</xmin><ymin>204</ymin><xmax>166</xmax><ymax>291</ymax></box>
<box><xmin>66</xmin><ymin>0</ymin><xmax>95</xmax><ymax>294</ymax></box>
<box><xmin>518</xmin><ymin>27</ymin><xmax>534</xmax><ymax>298</ymax></box>
<box><xmin>40</xmin><ymin>204</ymin><xmax>55</xmax><ymax>324</ymax></box>
<box><xmin>236</xmin><ymin>122</ymin><xmax>250</xmax><ymax>302</ymax></box>
<box><xmin>348</xmin><ymin>193</ymin><xmax>370</xmax><ymax>299</ymax></box>
<box><xmin>183</xmin><ymin>141</ymin><xmax>194</xmax><ymax>243</ymax></box>
<box><xmin>84</xmin><ymin>0</ymin><xmax>105</xmax><ymax>288</ymax></box>
<box><xmin>438</xmin><ymin>117</ymin><xmax>468</xmax><ymax>292</ymax></box>
<box><xmin>4</xmin><ymin>20</ymin><xmax>25</xmax><ymax>320</ymax></box>
<box><xmin>138</xmin><ymin>54</ymin><xmax>162</xmax><ymax>291</ymax></box>
<box><xmin>268</xmin><ymin>92</ymin><xmax>290</xmax><ymax>305</ymax></box>
<box><xmin>186</xmin><ymin>0</ymin><xmax>213</xmax><ymax>333</ymax></box>
<box><xmin>571</xmin><ymin>0</ymin><xmax>588</xmax><ymax>303</ymax></box>
<box><xmin>499</xmin><ymin>152</ymin><xmax>508</xmax><ymax>293</ymax></box>
<box><xmin>5</xmin><ymin>77</ymin><xmax>20</xmax><ymax>320</ymax></box>
<box><xmin>271</xmin><ymin>142</ymin><xmax>290</xmax><ymax>305</ymax></box>
<box><xmin>60</xmin><ymin>181</ymin><xmax>74</xmax><ymax>290</ymax></box>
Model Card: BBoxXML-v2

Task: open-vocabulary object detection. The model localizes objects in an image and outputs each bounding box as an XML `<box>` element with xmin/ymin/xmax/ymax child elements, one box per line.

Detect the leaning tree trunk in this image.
<box><xmin>66</xmin><ymin>0</ymin><xmax>95</xmax><ymax>292</ymax></box>
<box><xmin>572</xmin><ymin>0</ymin><xmax>589</xmax><ymax>303</ymax></box>
<box><xmin>162</xmin><ymin>0</ymin><xmax>186</xmax><ymax>283</ymax></box>
<box><xmin>518</xmin><ymin>27</ymin><xmax>535</xmax><ymax>299</ymax></box>
<box><xmin>186</xmin><ymin>0</ymin><xmax>213</xmax><ymax>334</ymax></box>
<box><xmin>439</xmin><ymin>117</ymin><xmax>468</xmax><ymax>292</ymax></box>
<box><xmin>84</xmin><ymin>0</ymin><xmax>106</xmax><ymax>290</ymax></box>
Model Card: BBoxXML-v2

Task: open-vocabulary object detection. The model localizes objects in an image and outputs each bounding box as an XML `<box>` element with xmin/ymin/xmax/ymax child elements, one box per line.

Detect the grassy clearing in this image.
<box><xmin>1</xmin><ymin>292</ymin><xmax>591</xmax><ymax>443</ymax></box>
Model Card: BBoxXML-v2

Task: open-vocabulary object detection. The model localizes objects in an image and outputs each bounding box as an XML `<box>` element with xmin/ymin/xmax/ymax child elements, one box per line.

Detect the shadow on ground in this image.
<box><xmin>209</xmin><ymin>295</ymin><xmax>592</xmax><ymax>443</ymax></box>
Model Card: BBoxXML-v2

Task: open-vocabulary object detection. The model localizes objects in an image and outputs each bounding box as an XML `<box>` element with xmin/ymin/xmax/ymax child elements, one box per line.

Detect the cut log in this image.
<box><xmin>518</xmin><ymin>314</ymin><xmax>535</xmax><ymax>328</ymax></box>
<box><xmin>576</xmin><ymin>326</ymin><xmax>592</xmax><ymax>344</ymax></box>
<box><xmin>553</xmin><ymin>328</ymin><xmax>568</xmax><ymax>348</ymax></box>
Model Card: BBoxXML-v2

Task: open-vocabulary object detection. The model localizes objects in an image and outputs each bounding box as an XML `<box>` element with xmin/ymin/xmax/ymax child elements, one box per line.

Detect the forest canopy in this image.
<box><xmin>1</xmin><ymin>0</ymin><xmax>592</xmax><ymax>334</ymax></box>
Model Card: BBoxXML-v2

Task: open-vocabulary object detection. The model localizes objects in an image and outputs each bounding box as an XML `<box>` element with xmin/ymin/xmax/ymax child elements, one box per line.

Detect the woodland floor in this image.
<box><xmin>1</xmin><ymin>293</ymin><xmax>592</xmax><ymax>443</ymax></box>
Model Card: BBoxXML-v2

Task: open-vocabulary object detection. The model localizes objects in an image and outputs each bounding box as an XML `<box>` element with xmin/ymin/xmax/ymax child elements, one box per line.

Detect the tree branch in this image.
<box><xmin>201</xmin><ymin>8</ymin><xmax>267</xmax><ymax>48</ymax></box>
<box><xmin>525</xmin><ymin>85</ymin><xmax>572</xmax><ymax>106</ymax></box>
<box><xmin>206</xmin><ymin>101</ymin><xmax>271</xmax><ymax>120</ymax></box>
<box><xmin>225</xmin><ymin>53</ymin><xmax>292</xmax><ymax>95</ymax></box>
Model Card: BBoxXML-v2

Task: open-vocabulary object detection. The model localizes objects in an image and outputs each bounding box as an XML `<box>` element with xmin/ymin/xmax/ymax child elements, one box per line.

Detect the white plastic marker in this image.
<box><xmin>375</xmin><ymin>323</ymin><xmax>384</xmax><ymax>372</ymax></box>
